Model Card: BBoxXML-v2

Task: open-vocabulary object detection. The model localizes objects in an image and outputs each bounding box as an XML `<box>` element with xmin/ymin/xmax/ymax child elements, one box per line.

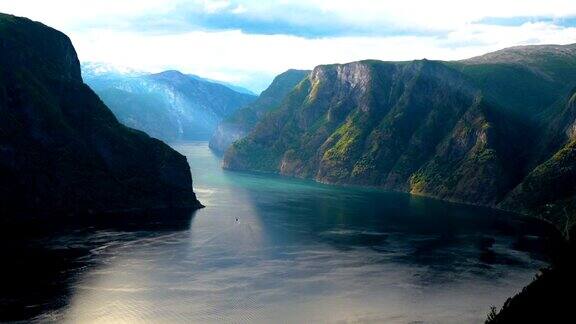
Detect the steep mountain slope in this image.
<box><xmin>223</xmin><ymin>44</ymin><xmax>576</xmax><ymax>233</ymax></box>
<box><xmin>83</xmin><ymin>67</ymin><xmax>256</xmax><ymax>142</ymax></box>
<box><xmin>458</xmin><ymin>44</ymin><xmax>576</xmax><ymax>119</ymax></box>
<box><xmin>500</xmin><ymin>90</ymin><xmax>576</xmax><ymax>235</ymax></box>
<box><xmin>224</xmin><ymin>60</ymin><xmax>526</xmax><ymax>204</ymax></box>
<box><xmin>456</xmin><ymin>44</ymin><xmax>576</xmax><ymax>171</ymax></box>
<box><xmin>0</xmin><ymin>13</ymin><xmax>202</xmax><ymax>217</ymax></box>
<box><xmin>209</xmin><ymin>69</ymin><xmax>309</xmax><ymax>153</ymax></box>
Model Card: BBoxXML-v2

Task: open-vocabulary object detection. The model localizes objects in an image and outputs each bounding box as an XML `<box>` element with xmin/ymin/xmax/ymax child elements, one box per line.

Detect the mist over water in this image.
<box><xmin>35</xmin><ymin>142</ymin><xmax>551</xmax><ymax>323</ymax></box>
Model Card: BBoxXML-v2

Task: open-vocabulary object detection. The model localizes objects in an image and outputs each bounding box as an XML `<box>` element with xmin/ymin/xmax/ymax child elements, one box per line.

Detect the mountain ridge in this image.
<box><xmin>222</xmin><ymin>44</ymin><xmax>576</xmax><ymax>235</ymax></box>
<box><xmin>82</xmin><ymin>65</ymin><xmax>256</xmax><ymax>142</ymax></box>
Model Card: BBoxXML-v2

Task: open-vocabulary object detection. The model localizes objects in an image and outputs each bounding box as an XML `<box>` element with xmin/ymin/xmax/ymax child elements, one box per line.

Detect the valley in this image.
<box><xmin>1</xmin><ymin>8</ymin><xmax>576</xmax><ymax>323</ymax></box>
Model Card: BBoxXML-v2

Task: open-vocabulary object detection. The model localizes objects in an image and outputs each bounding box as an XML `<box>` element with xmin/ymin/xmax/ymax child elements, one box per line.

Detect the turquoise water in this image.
<box><xmin>40</xmin><ymin>142</ymin><xmax>550</xmax><ymax>323</ymax></box>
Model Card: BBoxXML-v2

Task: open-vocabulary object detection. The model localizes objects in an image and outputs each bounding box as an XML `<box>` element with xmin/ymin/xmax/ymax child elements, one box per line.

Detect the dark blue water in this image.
<box><xmin>34</xmin><ymin>142</ymin><xmax>552</xmax><ymax>323</ymax></box>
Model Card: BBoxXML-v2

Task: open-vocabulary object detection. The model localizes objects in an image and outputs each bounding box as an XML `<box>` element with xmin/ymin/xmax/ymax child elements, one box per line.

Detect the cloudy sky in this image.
<box><xmin>1</xmin><ymin>0</ymin><xmax>576</xmax><ymax>92</ymax></box>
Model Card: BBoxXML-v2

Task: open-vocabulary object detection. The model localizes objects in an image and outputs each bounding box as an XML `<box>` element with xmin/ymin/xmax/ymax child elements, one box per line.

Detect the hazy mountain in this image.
<box><xmin>82</xmin><ymin>65</ymin><xmax>257</xmax><ymax>142</ymax></box>
<box><xmin>222</xmin><ymin>44</ymin><xmax>576</xmax><ymax>235</ymax></box>
<box><xmin>188</xmin><ymin>74</ymin><xmax>256</xmax><ymax>96</ymax></box>
<box><xmin>0</xmin><ymin>13</ymin><xmax>202</xmax><ymax>217</ymax></box>
<box><xmin>209</xmin><ymin>69</ymin><xmax>309</xmax><ymax>153</ymax></box>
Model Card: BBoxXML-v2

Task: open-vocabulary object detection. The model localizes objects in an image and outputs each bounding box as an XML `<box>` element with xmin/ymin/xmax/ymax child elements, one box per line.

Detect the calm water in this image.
<box><xmin>29</xmin><ymin>142</ymin><xmax>554</xmax><ymax>323</ymax></box>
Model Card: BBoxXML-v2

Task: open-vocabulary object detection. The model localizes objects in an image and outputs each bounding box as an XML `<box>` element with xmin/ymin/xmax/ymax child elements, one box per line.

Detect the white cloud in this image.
<box><xmin>0</xmin><ymin>0</ymin><xmax>176</xmax><ymax>30</ymax></box>
<box><xmin>306</xmin><ymin>0</ymin><xmax>576</xmax><ymax>30</ymax></box>
<box><xmin>3</xmin><ymin>0</ymin><xmax>576</xmax><ymax>31</ymax></box>
<box><xmin>1</xmin><ymin>0</ymin><xmax>576</xmax><ymax>92</ymax></box>
<box><xmin>201</xmin><ymin>0</ymin><xmax>231</xmax><ymax>14</ymax></box>
<box><xmin>231</xmin><ymin>4</ymin><xmax>247</xmax><ymax>14</ymax></box>
<box><xmin>68</xmin><ymin>21</ymin><xmax>576</xmax><ymax>92</ymax></box>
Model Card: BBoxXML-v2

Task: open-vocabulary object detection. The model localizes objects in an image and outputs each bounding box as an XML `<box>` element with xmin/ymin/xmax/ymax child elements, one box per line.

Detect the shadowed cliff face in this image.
<box><xmin>0</xmin><ymin>13</ymin><xmax>202</xmax><ymax>217</ymax></box>
<box><xmin>223</xmin><ymin>44</ymin><xmax>576</xmax><ymax>234</ymax></box>
<box><xmin>209</xmin><ymin>69</ymin><xmax>309</xmax><ymax>153</ymax></box>
<box><xmin>499</xmin><ymin>91</ymin><xmax>576</xmax><ymax>236</ymax></box>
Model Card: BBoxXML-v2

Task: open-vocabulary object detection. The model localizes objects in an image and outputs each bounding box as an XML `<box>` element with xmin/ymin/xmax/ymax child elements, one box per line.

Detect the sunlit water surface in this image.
<box><xmin>38</xmin><ymin>142</ymin><xmax>551</xmax><ymax>323</ymax></box>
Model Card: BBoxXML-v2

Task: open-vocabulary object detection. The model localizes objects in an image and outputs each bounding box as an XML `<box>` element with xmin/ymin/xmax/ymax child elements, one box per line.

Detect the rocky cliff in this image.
<box><xmin>223</xmin><ymin>44</ymin><xmax>576</xmax><ymax>234</ymax></box>
<box><xmin>0</xmin><ymin>13</ymin><xmax>202</xmax><ymax>218</ymax></box>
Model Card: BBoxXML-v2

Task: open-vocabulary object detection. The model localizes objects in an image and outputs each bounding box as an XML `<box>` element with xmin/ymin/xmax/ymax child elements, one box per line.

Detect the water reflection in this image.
<box><xmin>1</xmin><ymin>142</ymin><xmax>559</xmax><ymax>323</ymax></box>
<box><xmin>0</xmin><ymin>208</ymin><xmax>196</xmax><ymax>322</ymax></box>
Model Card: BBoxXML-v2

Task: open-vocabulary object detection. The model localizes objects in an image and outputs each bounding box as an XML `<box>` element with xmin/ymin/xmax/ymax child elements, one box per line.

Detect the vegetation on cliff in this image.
<box><xmin>223</xmin><ymin>44</ymin><xmax>576</xmax><ymax>236</ymax></box>
<box><xmin>209</xmin><ymin>69</ymin><xmax>309</xmax><ymax>153</ymax></box>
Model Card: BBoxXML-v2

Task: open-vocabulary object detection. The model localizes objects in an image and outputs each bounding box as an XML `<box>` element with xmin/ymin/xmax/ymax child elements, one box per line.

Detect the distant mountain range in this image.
<box><xmin>188</xmin><ymin>74</ymin><xmax>256</xmax><ymax>96</ymax></box>
<box><xmin>221</xmin><ymin>44</ymin><xmax>576</xmax><ymax>236</ymax></box>
<box><xmin>82</xmin><ymin>64</ymin><xmax>256</xmax><ymax>142</ymax></box>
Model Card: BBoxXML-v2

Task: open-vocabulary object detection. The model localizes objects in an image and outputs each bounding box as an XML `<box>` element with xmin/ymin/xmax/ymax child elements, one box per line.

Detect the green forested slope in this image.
<box><xmin>224</xmin><ymin>44</ymin><xmax>576</xmax><ymax>234</ymax></box>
